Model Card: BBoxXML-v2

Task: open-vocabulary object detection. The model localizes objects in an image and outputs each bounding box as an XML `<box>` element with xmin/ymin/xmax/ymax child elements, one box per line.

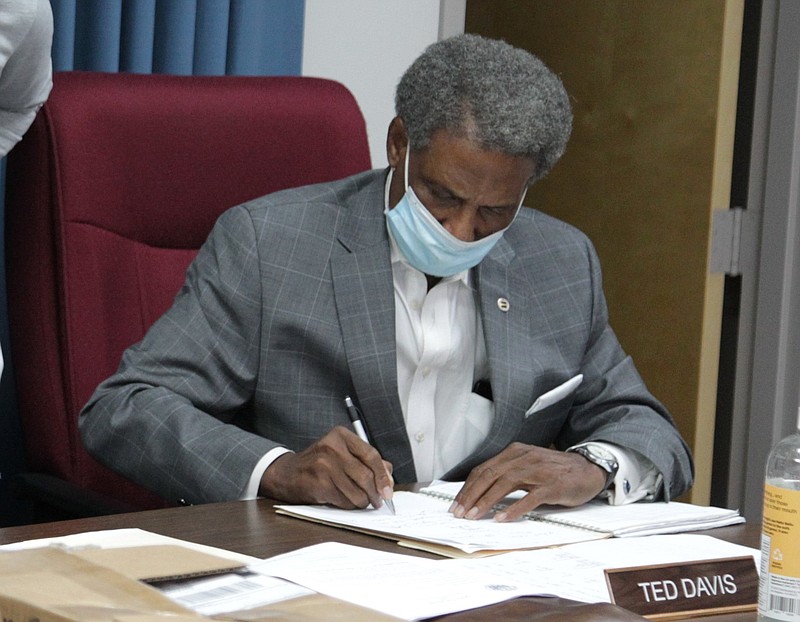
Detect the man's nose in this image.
<box><xmin>442</xmin><ymin>209</ymin><xmax>477</xmax><ymax>242</ymax></box>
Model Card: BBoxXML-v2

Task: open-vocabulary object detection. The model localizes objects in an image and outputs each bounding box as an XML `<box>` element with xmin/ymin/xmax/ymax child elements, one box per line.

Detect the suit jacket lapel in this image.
<box><xmin>330</xmin><ymin>172</ymin><xmax>415</xmax><ymax>482</ymax></box>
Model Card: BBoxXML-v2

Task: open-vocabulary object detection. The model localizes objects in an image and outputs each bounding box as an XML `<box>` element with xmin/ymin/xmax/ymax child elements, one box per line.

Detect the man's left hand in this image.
<box><xmin>450</xmin><ymin>443</ymin><xmax>607</xmax><ymax>522</ymax></box>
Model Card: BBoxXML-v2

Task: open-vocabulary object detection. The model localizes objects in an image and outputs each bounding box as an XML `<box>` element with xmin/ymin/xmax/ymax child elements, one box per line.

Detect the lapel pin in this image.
<box><xmin>497</xmin><ymin>297</ymin><xmax>510</xmax><ymax>312</ymax></box>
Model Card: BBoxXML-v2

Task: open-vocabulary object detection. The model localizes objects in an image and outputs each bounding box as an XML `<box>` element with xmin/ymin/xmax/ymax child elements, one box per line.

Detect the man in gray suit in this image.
<box><xmin>80</xmin><ymin>34</ymin><xmax>693</xmax><ymax>522</ymax></box>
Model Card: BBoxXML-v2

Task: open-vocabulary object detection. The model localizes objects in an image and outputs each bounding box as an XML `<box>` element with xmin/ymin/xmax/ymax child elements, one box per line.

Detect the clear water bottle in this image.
<box><xmin>758</xmin><ymin>407</ymin><xmax>800</xmax><ymax>621</ymax></box>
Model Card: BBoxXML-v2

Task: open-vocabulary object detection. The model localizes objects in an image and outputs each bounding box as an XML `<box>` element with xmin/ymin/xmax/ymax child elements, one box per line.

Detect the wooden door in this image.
<box><xmin>466</xmin><ymin>0</ymin><xmax>744</xmax><ymax>504</ymax></box>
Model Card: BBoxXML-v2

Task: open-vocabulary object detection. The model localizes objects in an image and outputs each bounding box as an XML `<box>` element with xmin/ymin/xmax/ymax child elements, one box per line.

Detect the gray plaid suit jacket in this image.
<box><xmin>80</xmin><ymin>169</ymin><xmax>693</xmax><ymax>505</ymax></box>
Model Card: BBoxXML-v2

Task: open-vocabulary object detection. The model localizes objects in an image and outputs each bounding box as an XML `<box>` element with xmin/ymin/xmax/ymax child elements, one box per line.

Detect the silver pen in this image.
<box><xmin>344</xmin><ymin>395</ymin><xmax>396</xmax><ymax>514</ymax></box>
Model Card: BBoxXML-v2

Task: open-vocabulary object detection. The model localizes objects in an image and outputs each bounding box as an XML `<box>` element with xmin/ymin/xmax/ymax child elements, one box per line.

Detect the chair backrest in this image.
<box><xmin>5</xmin><ymin>71</ymin><xmax>371</xmax><ymax>510</ymax></box>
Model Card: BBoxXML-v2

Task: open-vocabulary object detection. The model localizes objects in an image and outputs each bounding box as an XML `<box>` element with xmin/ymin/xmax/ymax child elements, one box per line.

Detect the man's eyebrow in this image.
<box><xmin>423</xmin><ymin>177</ymin><xmax>518</xmax><ymax>210</ymax></box>
<box><xmin>422</xmin><ymin>177</ymin><xmax>462</xmax><ymax>199</ymax></box>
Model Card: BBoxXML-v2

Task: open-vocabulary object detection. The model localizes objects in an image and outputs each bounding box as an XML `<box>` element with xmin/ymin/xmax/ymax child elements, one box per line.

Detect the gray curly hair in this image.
<box><xmin>395</xmin><ymin>34</ymin><xmax>572</xmax><ymax>182</ymax></box>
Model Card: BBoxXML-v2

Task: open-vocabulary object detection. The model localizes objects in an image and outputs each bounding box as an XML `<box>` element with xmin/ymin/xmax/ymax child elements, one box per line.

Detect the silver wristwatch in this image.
<box><xmin>567</xmin><ymin>443</ymin><xmax>619</xmax><ymax>492</ymax></box>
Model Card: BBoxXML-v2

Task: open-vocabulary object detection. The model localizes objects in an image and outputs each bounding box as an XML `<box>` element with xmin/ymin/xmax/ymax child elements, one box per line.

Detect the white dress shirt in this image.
<box><xmin>390</xmin><ymin>233</ymin><xmax>490</xmax><ymax>480</ymax></box>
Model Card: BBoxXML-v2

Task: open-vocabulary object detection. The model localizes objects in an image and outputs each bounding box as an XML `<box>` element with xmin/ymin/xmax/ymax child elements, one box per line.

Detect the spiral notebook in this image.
<box><xmin>274</xmin><ymin>482</ymin><xmax>744</xmax><ymax>558</ymax></box>
<box><xmin>419</xmin><ymin>481</ymin><xmax>745</xmax><ymax>537</ymax></box>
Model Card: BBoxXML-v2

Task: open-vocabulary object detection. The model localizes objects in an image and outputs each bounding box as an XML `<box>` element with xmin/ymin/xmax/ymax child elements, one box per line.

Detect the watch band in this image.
<box><xmin>567</xmin><ymin>443</ymin><xmax>619</xmax><ymax>492</ymax></box>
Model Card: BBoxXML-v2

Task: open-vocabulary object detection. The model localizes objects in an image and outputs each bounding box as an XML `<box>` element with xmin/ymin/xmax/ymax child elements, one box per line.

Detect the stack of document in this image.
<box><xmin>251</xmin><ymin>535</ymin><xmax>760</xmax><ymax>620</ymax></box>
<box><xmin>275</xmin><ymin>481</ymin><xmax>744</xmax><ymax>558</ymax></box>
<box><xmin>2</xmin><ymin>525</ymin><xmax>757</xmax><ymax>621</ymax></box>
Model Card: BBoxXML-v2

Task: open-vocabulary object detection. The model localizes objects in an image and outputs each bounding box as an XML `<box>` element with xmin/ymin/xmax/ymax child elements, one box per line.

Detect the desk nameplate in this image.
<box><xmin>604</xmin><ymin>556</ymin><xmax>758</xmax><ymax>620</ymax></box>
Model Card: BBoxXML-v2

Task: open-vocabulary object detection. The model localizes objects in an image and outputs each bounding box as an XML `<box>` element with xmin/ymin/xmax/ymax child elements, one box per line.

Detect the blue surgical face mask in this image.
<box><xmin>386</xmin><ymin>147</ymin><xmax>527</xmax><ymax>278</ymax></box>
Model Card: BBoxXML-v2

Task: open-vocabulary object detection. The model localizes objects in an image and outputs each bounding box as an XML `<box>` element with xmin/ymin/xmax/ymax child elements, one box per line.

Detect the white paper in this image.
<box><xmin>156</xmin><ymin>570</ymin><xmax>313</xmax><ymax>615</ymax></box>
<box><xmin>0</xmin><ymin>527</ymin><xmax>255</xmax><ymax>564</ymax></box>
<box><xmin>251</xmin><ymin>535</ymin><xmax>761</xmax><ymax>620</ymax></box>
<box><xmin>251</xmin><ymin>541</ymin><xmax>537</xmax><ymax>620</ymax></box>
<box><xmin>275</xmin><ymin>490</ymin><xmax>606</xmax><ymax>555</ymax></box>
<box><xmin>455</xmin><ymin>534</ymin><xmax>761</xmax><ymax>604</ymax></box>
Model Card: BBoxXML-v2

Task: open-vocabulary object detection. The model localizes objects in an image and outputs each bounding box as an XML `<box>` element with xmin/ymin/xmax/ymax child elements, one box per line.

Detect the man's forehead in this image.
<box><xmin>416</xmin><ymin>132</ymin><xmax>536</xmax><ymax>183</ymax></box>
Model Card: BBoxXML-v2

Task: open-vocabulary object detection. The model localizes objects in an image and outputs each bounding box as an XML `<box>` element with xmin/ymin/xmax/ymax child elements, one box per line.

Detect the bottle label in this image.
<box><xmin>760</xmin><ymin>483</ymin><xmax>800</xmax><ymax>620</ymax></box>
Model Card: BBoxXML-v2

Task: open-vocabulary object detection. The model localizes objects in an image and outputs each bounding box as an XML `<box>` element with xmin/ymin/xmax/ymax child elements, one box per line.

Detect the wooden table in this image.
<box><xmin>0</xmin><ymin>496</ymin><xmax>761</xmax><ymax>621</ymax></box>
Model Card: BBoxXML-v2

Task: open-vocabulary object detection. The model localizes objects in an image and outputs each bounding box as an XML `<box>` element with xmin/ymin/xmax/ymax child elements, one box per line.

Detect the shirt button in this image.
<box><xmin>421</xmin><ymin>367</ymin><xmax>431</xmax><ymax>377</ymax></box>
<box><xmin>411</xmin><ymin>300</ymin><xmax>422</xmax><ymax>311</ymax></box>
<box><xmin>415</xmin><ymin>431</ymin><xmax>425</xmax><ymax>443</ymax></box>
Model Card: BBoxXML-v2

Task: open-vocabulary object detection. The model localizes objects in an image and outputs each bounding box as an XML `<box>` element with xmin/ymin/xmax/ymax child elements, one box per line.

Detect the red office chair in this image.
<box><xmin>4</xmin><ymin>71</ymin><xmax>371</xmax><ymax>518</ymax></box>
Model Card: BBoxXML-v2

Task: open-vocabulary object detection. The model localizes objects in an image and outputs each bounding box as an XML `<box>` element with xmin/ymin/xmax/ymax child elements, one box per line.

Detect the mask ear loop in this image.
<box><xmin>403</xmin><ymin>144</ymin><xmax>410</xmax><ymax>192</ymax></box>
<box><xmin>506</xmin><ymin>186</ymin><xmax>529</xmax><ymax>228</ymax></box>
<box><xmin>518</xmin><ymin>187</ymin><xmax>529</xmax><ymax>210</ymax></box>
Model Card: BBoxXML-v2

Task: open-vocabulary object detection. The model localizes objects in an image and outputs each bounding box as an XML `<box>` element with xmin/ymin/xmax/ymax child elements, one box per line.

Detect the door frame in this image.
<box><xmin>725</xmin><ymin>0</ymin><xmax>800</xmax><ymax>520</ymax></box>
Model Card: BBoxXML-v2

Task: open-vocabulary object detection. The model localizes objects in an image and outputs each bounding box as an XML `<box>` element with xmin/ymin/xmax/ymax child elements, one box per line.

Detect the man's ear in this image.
<box><xmin>386</xmin><ymin>117</ymin><xmax>408</xmax><ymax>169</ymax></box>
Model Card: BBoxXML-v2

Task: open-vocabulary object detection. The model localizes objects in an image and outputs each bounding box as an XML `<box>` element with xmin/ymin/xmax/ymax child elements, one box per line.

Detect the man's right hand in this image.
<box><xmin>258</xmin><ymin>426</ymin><xmax>394</xmax><ymax>510</ymax></box>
